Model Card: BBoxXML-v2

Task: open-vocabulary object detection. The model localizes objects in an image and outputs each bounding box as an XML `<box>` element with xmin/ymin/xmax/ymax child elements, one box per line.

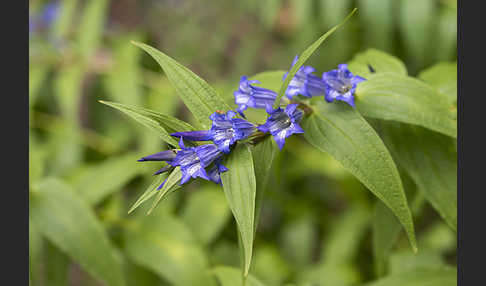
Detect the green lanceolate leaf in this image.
<box><xmin>148</xmin><ymin>167</ymin><xmax>183</xmax><ymax>214</ymax></box>
<box><xmin>131</xmin><ymin>41</ymin><xmax>231</xmax><ymax>128</ymax></box>
<box><xmin>363</xmin><ymin>267</ymin><xmax>457</xmax><ymax>286</ymax></box>
<box><xmin>251</xmin><ymin>136</ymin><xmax>278</xmax><ymax>234</ymax></box>
<box><xmin>181</xmin><ymin>185</ymin><xmax>231</xmax><ymax>245</ymax></box>
<box><xmin>30</xmin><ymin>178</ymin><xmax>125</xmax><ymax>286</ymax></box>
<box><xmin>273</xmin><ymin>8</ymin><xmax>357</xmax><ymax>108</ymax></box>
<box><xmin>124</xmin><ymin>214</ymin><xmax>216</xmax><ymax>286</ymax></box>
<box><xmin>382</xmin><ymin>122</ymin><xmax>457</xmax><ymax>231</ymax></box>
<box><xmin>100</xmin><ymin>100</ymin><xmax>194</xmax><ymax>147</ymax></box>
<box><xmin>347</xmin><ymin>49</ymin><xmax>408</xmax><ymax>78</ymax></box>
<box><xmin>302</xmin><ymin>100</ymin><xmax>417</xmax><ymax>251</ymax></box>
<box><xmin>418</xmin><ymin>62</ymin><xmax>457</xmax><ymax>104</ymax></box>
<box><xmin>128</xmin><ymin>174</ymin><xmax>167</xmax><ymax>214</ymax></box>
<box><xmin>355</xmin><ymin>73</ymin><xmax>457</xmax><ymax>138</ymax></box>
<box><xmin>221</xmin><ymin>143</ymin><xmax>257</xmax><ymax>277</ymax></box>
<box><xmin>212</xmin><ymin>266</ymin><xmax>266</xmax><ymax>286</ymax></box>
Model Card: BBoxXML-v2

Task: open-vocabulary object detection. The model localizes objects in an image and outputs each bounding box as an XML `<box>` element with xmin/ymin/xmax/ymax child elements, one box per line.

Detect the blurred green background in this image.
<box><xmin>29</xmin><ymin>0</ymin><xmax>457</xmax><ymax>285</ymax></box>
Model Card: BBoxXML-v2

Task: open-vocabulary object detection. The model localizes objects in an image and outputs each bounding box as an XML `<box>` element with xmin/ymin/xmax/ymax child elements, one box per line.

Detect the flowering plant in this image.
<box><xmin>29</xmin><ymin>2</ymin><xmax>457</xmax><ymax>285</ymax></box>
<box><xmin>98</xmin><ymin>8</ymin><xmax>457</xmax><ymax>282</ymax></box>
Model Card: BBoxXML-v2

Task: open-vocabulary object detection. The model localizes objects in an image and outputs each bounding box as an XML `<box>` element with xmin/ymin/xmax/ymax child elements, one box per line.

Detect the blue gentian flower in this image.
<box><xmin>258</xmin><ymin>104</ymin><xmax>304</xmax><ymax>150</ymax></box>
<box><xmin>233</xmin><ymin>76</ymin><xmax>277</xmax><ymax>117</ymax></box>
<box><xmin>170</xmin><ymin>139</ymin><xmax>223</xmax><ymax>185</ymax></box>
<box><xmin>322</xmin><ymin>64</ymin><xmax>366</xmax><ymax>107</ymax></box>
<box><xmin>138</xmin><ymin>138</ymin><xmax>226</xmax><ymax>187</ymax></box>
<box><xmin>171</xmin><ymin>111</ymin><xmax>256</xmax><ymax>154</ymax></box>
<box><xmin>284</xmin><ymin>56</ymin><xmax>327</xmax><ymax>99</ymax></box>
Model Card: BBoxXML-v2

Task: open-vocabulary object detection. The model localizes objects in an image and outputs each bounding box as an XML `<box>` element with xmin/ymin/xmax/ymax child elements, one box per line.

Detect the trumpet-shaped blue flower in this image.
<box><xmin>170</xmin><ymin>139</ymin><xmax>223</xmax><ymax>185</ymax></box>
<box><xmin>233</xmin><ymin>76</ymin><xmax>277</xmax><ymax>117</ymax></box>
<box><xmin>284</xmin><ymin>56</ymin><xmax>327</xmax><ymax>99</ymax></box>
<box><xmin>138</xmin><ymin>138</ymin><xmax>226</xmax><ymax>187</ymax></box>
<box><xmin>322</xmin><ymin>64</ymin><xmax>366</xmax><ymax>107</ymax></box>
<box><xmin>258</xmin><ymin>104</ymin><xmax>304</xmax><ymax>150</ymax></box>
<box><xmin>171</xmin><ymin>111</ymin><xmax>256</xmax><ymax>154</ymax></box>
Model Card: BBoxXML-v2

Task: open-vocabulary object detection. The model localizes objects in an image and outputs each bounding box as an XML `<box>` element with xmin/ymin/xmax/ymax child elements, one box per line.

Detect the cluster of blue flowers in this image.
<box><xmin>139</xmin><ymin>57</ymin><xmax>366</xmax><ymax>189</ymax></box>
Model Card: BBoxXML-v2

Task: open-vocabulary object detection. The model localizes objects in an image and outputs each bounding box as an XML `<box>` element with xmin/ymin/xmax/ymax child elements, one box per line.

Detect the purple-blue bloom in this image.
<box><xmin>258</xmin><ymin>104</ymin><xmax>304</xmax><ymax>150</ymax></box>
<box><xmin>169</xmin><ymin>139</ymin><xmax>223</xmax><ymax>185</ymax></box>
<box><xmin>284</xmin><ymin>56</ymin><xmax>327</xmax><ymax>99</ymax></box>
<box><xmin>138</xmin><ymin>138</ymin><xmax>226</xmax><ymax>188</ymax></box>
<box><xmin>233</xmin><ymin>76</ymin><xmax>277</xmax><ymax>117</ymax></box>
<box><xmin>322</xmin><ymin>64</ymin><xmax>366</xmax><ymax>107</ymax></box>
<box><xmin>207</xmin><ymin>111</ymin><xmax>255</xmax><ymax>153</ymax></box>
<box><xmin>172</xmin><ymin>111</ymin><xmax>256</xmax><ymax>154</ymax></box>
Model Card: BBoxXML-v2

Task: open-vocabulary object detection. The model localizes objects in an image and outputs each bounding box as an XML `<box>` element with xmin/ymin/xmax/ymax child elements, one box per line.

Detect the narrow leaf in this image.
<box><xmin>132</xmin><ymin>41</ymin><xmax>231</xmax><ymax>128</ymax></box>
<box><xmin>221</xmin><ymin>143</ymin><xmax>257</xmax><ymax>276</ymax></box>
<box><xmin>148</xmin><ymin>167</ymin><xmax>182</xmax><ymax>214</ymax></box>
<box><xmin>100</xmin><ymin>100</ymin><xmax>194</xmax><ymax>147</ymax></box>
<box><xmin>30</xmin><ymin>178</ymin><xmax>125</xmax><ymax>286</ymax></box>
<box><xmin>274</xmin><ymin>8</ymin><xmax>357</xmax><ymax>108</ymax></box>
<box><xmin>356</xmin><ymin>73</ymin><xmax>457</xmax><ymax>138</ymax></box>
<box><xmin>128</xmin><ymin>174</ymin><xmax>167</xmax><ymax>214</ymax></box>
<box><xmin>302</xmin><ymin>100</ymin><xmax>417</xmax><ymax>251</ymax></box>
